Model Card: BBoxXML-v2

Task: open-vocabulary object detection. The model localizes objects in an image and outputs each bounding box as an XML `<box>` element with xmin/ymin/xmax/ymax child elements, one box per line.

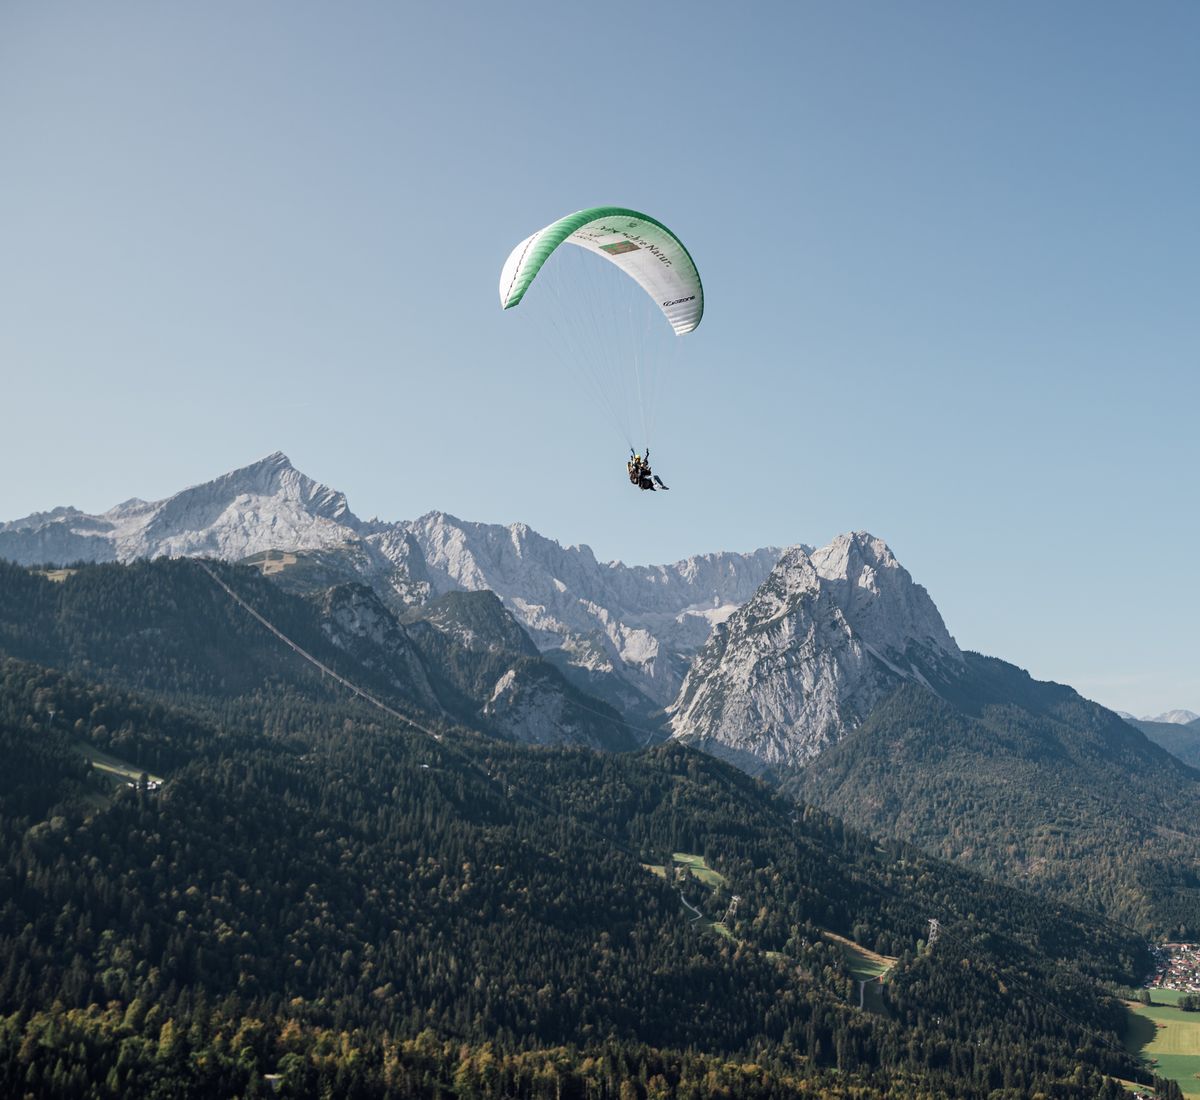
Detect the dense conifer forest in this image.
<box><xmin>793</xmin><ymin>671</ymin><xmax>1200</xmax><ymax>938</ymax></box>
<box><xmin>0</xmin><ymin>561</ymin><xmax>1181</xmax><ymax>1097</ymax></box>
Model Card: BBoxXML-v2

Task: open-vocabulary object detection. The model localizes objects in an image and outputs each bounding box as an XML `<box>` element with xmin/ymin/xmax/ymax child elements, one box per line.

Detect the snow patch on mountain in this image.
<box><xmin>1144</xmin><ymin>709</ymin><xmax>1200</xmax><ymax>725</ymax></box>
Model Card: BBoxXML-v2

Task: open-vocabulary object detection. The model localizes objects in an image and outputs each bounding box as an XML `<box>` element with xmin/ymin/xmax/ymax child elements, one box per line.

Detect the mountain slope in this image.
<box><xmin>1133</xmin><ymin>715</ymin><xmax>1200</xmax><ymax>768</ymax></box>
<box><xmin>0</xmin><ymin>559</ymin><xmax>638</xmax><ymax>752</ymax></box>
<box><xmin>402</xmin><ymin>590</ymin><xmax>637</xmax><ymax>751</ymax></box>
<box><xmin>670</xmin><ymin>533</ymin><xmax>964</xmax><ymax>770</ymax></box>
<box><xmin>0</xmin><ymin>452</ymin><xmax>781</xmax><ymax>714</ymax></box>
<box><xmin>792</xmin><ymin>656</ymin><xmax>1200</xmax><ymax>935</ymax></box>
<box><xmin>667</xmin><ymin>532</ymin><xmax>1200</xmax><ymax>936</ymax></box>
<box><xmin>0</xmin><ymin>557</ymin><xmax>444</xmax><ymax>717</ymax></box>
<box><xmin>0</xmin><ymin>645</ymin><xmax>1154</xmax><ymax>1098</ymax></box>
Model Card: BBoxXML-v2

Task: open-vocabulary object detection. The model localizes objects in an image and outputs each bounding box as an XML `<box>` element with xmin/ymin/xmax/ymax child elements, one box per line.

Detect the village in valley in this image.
<box><xmin>1149</xmin><ymin>943</ymin><xmax>1200</xmax><ymax>994</ymax></box>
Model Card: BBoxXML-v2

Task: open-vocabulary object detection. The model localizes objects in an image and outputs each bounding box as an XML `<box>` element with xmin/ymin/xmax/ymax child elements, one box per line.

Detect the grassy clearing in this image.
<box><xmin>647</xmin><ymin>856</ymin><xmax>737</xmax><ymax>942</ymax></box>
<box><xmin>1124</xmin><ymin>999</ymin><xmax>1200</xmax><ymax>1097</ymax></box>
<box><xmin>1149</xmin><ymin>989</ymin><xmax>1194</xmax><ymax>1007</ymax></box>
<box><xmin>671</xmin><ymin>852</ymin><xmax>727</xmax><ymax>889</ymax></box>
<box><xmin>36</xmin><ymin>569</ymin><xmax>77</xmax><ymax>583</ymax></box>
<box><xmin>705</xmin><ymin>920</ymin><xmax>736</xmax><ymax>941</ymax></box>
<box><xmin>244</xmin><ymin>550</ymin><xmax>299</xmax><ymax>575</ymax></box>
<box><xmin>73</xmin><ymin>742</ymin><xmax>165</xmax><ymax>788</ymax></box>
<box><xmin>821</xmin><ymin>930</ymin><xmax>897</xmax><ymax>981</ymax></box>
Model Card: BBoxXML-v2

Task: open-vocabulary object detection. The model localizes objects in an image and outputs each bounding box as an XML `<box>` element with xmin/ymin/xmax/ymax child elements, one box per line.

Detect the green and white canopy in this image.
<box><xmin>499</xmin><ymin>206</ymin><xmax>704</xmax><ymax>335</ymax></box>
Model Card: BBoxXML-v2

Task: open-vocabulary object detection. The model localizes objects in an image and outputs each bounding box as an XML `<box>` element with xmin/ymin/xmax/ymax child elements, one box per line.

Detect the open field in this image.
<box><xmin>706</xmin><ymin>919</ymin><xmax>735</xmax><ymax>941</ymax></box>
<box><xmin>36</xmin><ymin>569</ymin><xmax>78</xmax><ymax>583</ymax></box>
<box><xmin>244</xmin><ymin>550</ymin><xmax>299</xmax><ymax>575</ymax></box>
<box><xmin>648</xmin><ymin>857</ymin><xmax>897</xmax><ymax>970</ymax></box>
<box><xmin>821</xmin><ymin>930</ymin><xmax>897</xmax><ymax>981</ymax></box>
<box><xmin>1150</xmin><ymin>988</ymin><xmax>1195</xmax><ymax>1007</ymax></box>
<box><xmin>1124</xmin><ymin>999</ymin><xmax>1200</xmax><ymax>1098</ymax></box>
<box><xmin>671</xmin><ymin>852</ymin><xmax>727</xmax><ymax>888</ymax></box>
<box><xmin>645</xmin><ymin>856</ymin><xmax>736</xmax><ymax>940</ymax></box>
<box><xmin>73</xmin><ymin>742</ymin><xmax>165</xmax><ymax>788</ymax></box>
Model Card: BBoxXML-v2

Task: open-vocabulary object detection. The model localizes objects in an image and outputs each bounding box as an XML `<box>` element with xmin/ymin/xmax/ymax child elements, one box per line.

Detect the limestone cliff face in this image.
<box><xmin>669</xmin><ymin>533</ymin><xmax>964</xmax><ymax>773</ymax></box>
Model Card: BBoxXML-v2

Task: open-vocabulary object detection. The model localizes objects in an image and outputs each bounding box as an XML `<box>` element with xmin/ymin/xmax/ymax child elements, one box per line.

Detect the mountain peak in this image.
<box><xmin>139</xmin><ymin>452</ymin><xmax>358</xmax><ymax>550</ymax></box>
<box><xmin>214</xmin><ymin>451</ymin><xmax>301</xmax><ymax>494</ymax></box>
<box><xmin>246</xmin><ymin>450</ymin><xmax>293</xmax><ymax>472</ymax></box>
<box><xmin>1145</xmin><ymin>709</ymin><xmax>1200</xmax><ymax>725</ymax></box>
<box><xmin>0</xmin><ymin>456</ymin><xmax>783</xmax><ymax>712</ymax></box>
<box><xmin>810</xmin><ymin>532</ymin><xmax>960</xmax><ymax>662</ymax></box>
<box><xmin>811</xmin><ymin>530</ymin><xmax>894</xmax><ymax>574</ymax></box>
<box><xmin>670</xmin><ymin>532</ymin><xmax>963</xmax><ymax>771</ymax></box>
<box><xmin>0</xmin><ymin>452</ymin><xmax>360</xmax><ymax>565</ymax></box>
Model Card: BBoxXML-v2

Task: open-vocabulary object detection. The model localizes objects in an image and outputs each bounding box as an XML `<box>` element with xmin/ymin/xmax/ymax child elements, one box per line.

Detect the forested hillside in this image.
<box><xmin>1134</xmin><ymin>715</ymin><xmax>1200</xmax><ymax>769</ymax></box>
<box><xmin>0</xmin><ymin>558</ymin><xmax>630</xmax><ymax>752</ymax></box>
<box><xmin>0</xmin><ymin>561</ymin><xmax>1175</xmax><ymax>1097</ymax></box>
<box><xmin>794</xmin><ymin>660</ymin><xmax>1200</xmax><ymax>938</ymax></box>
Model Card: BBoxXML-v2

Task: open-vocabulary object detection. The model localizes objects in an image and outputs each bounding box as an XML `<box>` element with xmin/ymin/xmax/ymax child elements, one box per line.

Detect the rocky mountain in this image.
<box><xmin>396</xmin><ymin>511</ymin><xmax>782</xmax><ymax>711</ymax></box>
<box><xmin>0</xmin><ymin>452</ymin><xmax>780</xmax><ymax>716</ymax></box>
<box><xmin>315</xmin><ymin>582</ymin><xmax>443</xmax><ymax>717</ymax></box>
<box><xmin>1129</xmin><ymin>714</ymin><xmax>1200</xmax><ymax>769</ymax></box>
<box><xmin>1144</xmin><ymin>709</ymin><xmax>1200</xmax><ymax>725</ymax></box>
<box><xmin>669</xmin><ymin>533</ymin><xmax>965</xmax><ymax>772</ymax></box>
<box><xmin>662</xmin><ymin>531</ymin><xmax>1200</xmax><ymax>934</ymax></box>
<box><xmin>0</xmin><ymin>452</ymin><xmax>359</xmax><ymax>565</ymax></box>
<box><xmin>401</xmin><ymin>591</ymin><xmax>636</xmax><ymax>752</ymax></box>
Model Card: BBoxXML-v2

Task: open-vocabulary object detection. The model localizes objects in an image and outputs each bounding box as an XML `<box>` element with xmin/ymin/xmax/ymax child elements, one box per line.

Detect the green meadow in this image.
<box><xmin>1124</xmin><ymin>998</ymin><xmax>1200</xmax><ymax>1098</ymax></box>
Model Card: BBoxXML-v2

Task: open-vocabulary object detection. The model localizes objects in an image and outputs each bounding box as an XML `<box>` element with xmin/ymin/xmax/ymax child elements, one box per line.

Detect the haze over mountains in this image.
<box><xmin>1117</xmin><ymin>709</ymin><xmax>1199</xmax><ymax>725</ymax></box>
<box><xmin>1126</xmin><ymin>713</ymin><xmax>1200</xmax><ymax>770</ymax></box>
<box><xmin>1144</xmin><ymin>709</ymin><xmax>1199</xmax><ymax>724</ymax></box>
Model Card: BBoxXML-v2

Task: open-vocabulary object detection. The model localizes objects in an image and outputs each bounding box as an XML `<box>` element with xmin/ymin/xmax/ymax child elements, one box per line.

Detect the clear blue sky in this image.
<box><xmin>2</xmin><ymin>2</ymin><xmax>1196</xmax><ymax>716</ymax></box>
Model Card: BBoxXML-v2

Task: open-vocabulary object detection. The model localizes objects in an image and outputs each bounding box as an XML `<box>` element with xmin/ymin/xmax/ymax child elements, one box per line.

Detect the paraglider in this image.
<box><xmin>499</xmin><ymin>206</ymin><xmax>701</xmax><ymax>492</ymax></box>
<box><xmin>627</xmin><ymin>449</ymin><xmax>668</xmax><ymax>491</ymax></box>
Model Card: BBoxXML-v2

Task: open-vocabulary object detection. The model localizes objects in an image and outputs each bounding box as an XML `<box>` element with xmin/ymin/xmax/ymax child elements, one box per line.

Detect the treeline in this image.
<box><xmin>9</xmin><ymin>1004</ymin><xmax>1147</xmax><ymax>1100</ymax></box>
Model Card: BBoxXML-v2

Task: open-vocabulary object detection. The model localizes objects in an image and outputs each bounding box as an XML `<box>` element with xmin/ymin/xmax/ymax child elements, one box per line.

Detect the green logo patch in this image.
<box><xmin>599</xmin><ymin>240</ymin><xmax>640</xmax><ymax>255</ymax></box>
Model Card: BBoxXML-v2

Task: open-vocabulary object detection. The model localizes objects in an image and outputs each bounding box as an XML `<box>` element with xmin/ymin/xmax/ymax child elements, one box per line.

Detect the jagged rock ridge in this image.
<box><xmin>0</xmin><ymin>452</ymin><xmax>358</xmax><ymax>566</ymax></box>
<box><xmin>0</xmin><ymin>452</ymin><xmax>780</xmax><ymax>723</ymax></box>
<box><xmin>669</xmin><ymin>532</ymin><xmax>964</xmax><ymax>772</ymax></box>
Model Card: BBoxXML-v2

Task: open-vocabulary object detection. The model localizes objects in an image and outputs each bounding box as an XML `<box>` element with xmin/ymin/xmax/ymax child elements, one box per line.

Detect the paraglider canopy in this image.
<box><xmin>499</xmin><ymin>206</ymin><xmax>704</xmax><ymax>336</ymax></box>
